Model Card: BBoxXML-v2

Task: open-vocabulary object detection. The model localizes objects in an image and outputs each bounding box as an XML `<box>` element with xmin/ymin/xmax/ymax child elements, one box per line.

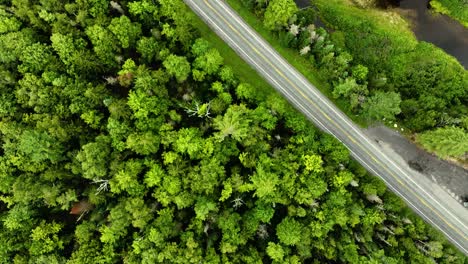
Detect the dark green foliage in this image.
<box><xmin>0</xmin><ymin>0</ymin><xmax>465</xmax><ymax>263</ymax></box>
<box><xmin>314</xmin><ymin>0</ymin><xmax>468</xmax><ymax>134</ymax></box>
<box><xmin>240</xmin><ymin>0</ymin><xmax>467</xmax><ymax>161</ymax></box>
<box><xmin>389</xmin><ymin>42</ymin><xmax>468</xmax><ymax>131</ymax></box>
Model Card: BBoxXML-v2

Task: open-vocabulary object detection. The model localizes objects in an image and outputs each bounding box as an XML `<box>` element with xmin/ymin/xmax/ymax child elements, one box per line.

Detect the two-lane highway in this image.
<box><xmin>185</xmin><ymin>0</ymin><xmax>468</xmax><ymax>254</ymax></box>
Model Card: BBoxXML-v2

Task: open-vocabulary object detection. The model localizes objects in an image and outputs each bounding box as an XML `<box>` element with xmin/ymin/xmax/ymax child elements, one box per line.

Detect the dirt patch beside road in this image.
<box><xmin>365</xmin><ymin>125</ymin><xmax>468</xmax><ymax>206</ymax></box>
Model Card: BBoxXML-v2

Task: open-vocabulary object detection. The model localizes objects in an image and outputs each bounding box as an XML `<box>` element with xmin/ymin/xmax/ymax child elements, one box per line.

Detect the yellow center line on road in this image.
<box><xmin>201</xmin><ymin>0</ymin><xmax>467</xmax><ymax>241</ymax></box>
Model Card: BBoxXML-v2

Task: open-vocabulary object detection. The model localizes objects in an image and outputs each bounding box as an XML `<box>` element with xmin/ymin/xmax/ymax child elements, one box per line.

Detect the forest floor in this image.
<box><xmin>366</xmin><ymin>125</ymin><xmax>468</xmax><ymax>205</ymax></box>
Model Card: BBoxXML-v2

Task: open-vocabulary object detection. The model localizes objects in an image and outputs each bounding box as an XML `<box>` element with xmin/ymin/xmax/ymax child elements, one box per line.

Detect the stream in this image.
<box><xmin>295</xmin><ymin>0</ymin><xmax>468</xmax><ymax>68</ymax></box>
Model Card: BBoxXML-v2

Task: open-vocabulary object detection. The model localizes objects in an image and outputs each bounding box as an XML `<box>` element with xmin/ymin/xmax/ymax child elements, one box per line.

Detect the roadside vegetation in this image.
<box><xmin>0</xmin><ymin>0</ymin><xmax>466</xmax><ymax>262</ymax></box>
<box><xmin>430</xmin><ymin>0</ymin><xmax>468</xmax><ymax>28</ymax></box>
<box><xmin>235</xmin><ymin>0</ymin><xmax>468</xmax><ymax>163</ymax></box>
<box><xmin>227</xmin><ymin>0</ymin><xmax>368</xmax><ymax>126</ymax></box>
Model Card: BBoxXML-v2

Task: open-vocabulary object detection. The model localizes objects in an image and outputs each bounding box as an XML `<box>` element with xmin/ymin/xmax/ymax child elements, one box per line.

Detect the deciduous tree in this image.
<box><xmin>362</xmin><ymin>91</ymin><xmax>401</xmax><ymax>121</ymax></box>
<box><xmin>163</xmin><ymin>54</ymin><xmax>191</xmax><ymax>83</ymax></box>
<box><xmin>263</xmin><ymin>0</ymin><xmax>298</xmax><ymax>30</ymax></box>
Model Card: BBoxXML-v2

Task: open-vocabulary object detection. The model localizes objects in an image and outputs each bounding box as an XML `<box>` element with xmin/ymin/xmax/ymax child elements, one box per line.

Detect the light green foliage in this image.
<box><xmin>302</xmin><ymin>154</ymin><xmax>324</xmax><ymax>173</ymax></box>
<box><xmin>236</xmin><ymin>83</ymin><xmax>258</xmax><ymax>103</ymax></box>
<box><xmin>418</xmin><ymin>126</ymin><xmax>468</xmax><ymax>159</ymax></box>
<box><xmin>76</xmin><ymin>135</ymin><xmax>111</xmax><ymax>179</ymax></box>
<box><xmin>148</xmin><ymin>208</ymin><xmax>177</xmax><ymax>247</ymax></box>
<box><xmin>158</xmin><ymin>0</ymin><xmax>196</xmax><ymax>48</ymax></box>
<box><xmin>252</xmin><ymin>105</ymin><xmax>278</xmax><ymax>130</ymax></box>
<box><xmin>127</xmin><ymin>86</ymin><xmax>168</xmax><ymax>120</ymax></box>
<box><xmin>75</xmin><ymin>0</ymin><xmax>109</xmax><ymax>18</ymax></box>
<box><xmin>50</xmin><ymin>33</ymin><xmax>101</xmax><ymax>74</ymax></box>
<box><xmin>30</xmin><ymin>221</ymin><xmax>63</xmax><ymax>256</ymax></box>
<box><xmin>194</xmin><ymin>197</ymin><xmax>218</xmax><ymax>220</ymax></box>
<box><xmin>332</xmin><ymin>78</ymin><xmax>366</xmax><ymax>102</ymax></box>
<box><xmin>192</xmin><ymin>38</ymin><xmax>224</xmax><ymax>75</ymax></box>
<box><xmin>19</xmin><ymin>43</ymin><xmax>56</xmax><ymax>74</ymax></box>
<box><xmin>85</xmin><ymin>25</ymin><xmax>120</xmax><ymax>67</ymax></box>
<box><xmin>352</xmin><ymin>64</ymin><xmax>369</xmax><ymax>83</ymax></box>
<box><xmin>143</xmin><ymin>162</ymin><xmax>164</xmax><ymax>188</ymax></box>
<box><xmin>99</xmin><ymin>201</ymin><xmax>131</xmax><ymax>244</ymax></box>
<box><xmin>266</xmin><ymin>242</ymin><xmax>285</xmax><ymax>262</ymax></box>
<box><xmin>0</xmin><ymin>0</ymin><xmax>464</xmax><ymax>262</ymax></box>
<box><xmin>172</xmin><ymin>128</ymin><xmax>205</xmax><ymax>159</ymax></box>
<box><xmin>2</xmin><ymin>204</ymin><xmax>34</xmax><ymax>231</ymax></box>
<box><xmin>81</xmin><ymin>110</ymin><xmax>104</xmax><ymax>129</ymax></box>
<box><xmin>219</xmin><ymin>66</ymin><xmax>237</xmax><ymax>86</ymax></box>
<box><xmin>362</xmin><ymin>91</ymin><xmax>401</xmax><ymax>121</ymax></box>
<box><xmin>191</xmin><ymin>38</ymin><xmax>211</xmax><ymax>56</ymax></box>
<box><xmin>163</xmin><ymin>54</ymin><xmax>191</xmax><ymax>82</ymax></box>
<box><xmin>126</xmin><ymin>132</ymin><xmax>160</xmax><ymax>155</ymax></box>
<box><xmin>0</xmin><ymin>10</ymin><xmax>21</xmax><ymax>33</ymax></box>
<box><xmin>333</xmin><ymin>171</ymin><xmax>354</xmax><ymax>188</ymax></box>
<box><xmin>187</xmin><ymin>157</ymin><xmax>225</xmax><ymax>195</ymax></box>
<box><xmin>321</xmin><ymin>51</ymin><xmax>353</xmax><ymax>82</ymax></box>
<box><xmin>263</xmin><ymin>0</ymin><xmax>298</xmax><ymax>30</ymax></box>
<box><xmin>276</xmin><ymin>217</ymin><xmax>303</xmax><ymax>245</ymax></box>
<box><xmin>218</xmin><ymin>211</ymin><xmax>244</xmax><ymax>253</ymax></box>
<box><xmin>15</xmin><ymin>73</ymin><xmax>50</xmax><ymax>111</ymax></box>
<box><xmin>430</xmin><ymin>0</ymin><xmax>468</xmax><ymax>27</ymax></box>
<box><xmin>110</xmin><ymin>159</ymin><xmax>145</xmax><ymax>196</ymax></box>
<box><xmin>0</xmin><ymin>29</ymin><xmax>35</xmax><ymax>65</ymax></box>
<box><xmin>213</xmin><ymin>104</ymin><xmax>251</xmax><ymax>142</ymax></box>
<box><xmin>137</xmin><ymin>36</ymin><xmax>160</xmax><ymax>63</ymax></box>
<box><xmin>106</xmin><ymin>117</ymin><xmax>131</xmax><ymax>151</ymax></box>
<box><xmin>108</xmin><ymin>16</ymin><xmax>142</xmax><ymax>49</ymax></box>
<box><xmin>50</xmin><ymin>33</ymin><xmax>79</xmax><ymax>62</ymax></box>
<box><xmin>128</xmin><ymin>0</ymin><xmax>158</xmax><ymax>21</ymax></box>
<box><xmin>158</xmin><ymin>0</ymin><xmax>187</xmax><ymax>20</ymax></box>
<box><xmin>125</xmin><ymin>197</ymin><xmax>153</xmax><ymax>229</ymax></box>
<box><xmin>117</xmin><ymin>58</ymin><xmax>137</xmax><ymax>86</ymax></box>
<box><xmin>250</xmin><ymin>162</ymin><xmax>280</xmax><ymax>200</ymax></box>
<box><xmin>15</xmin><ymin>130</ymin><xmax>64</xmax><ymax>169</ymax></box>
<box><xmin>319</xmin><ymin>134</ymin><xmax>350</xmax><ymax>164</ymax></box>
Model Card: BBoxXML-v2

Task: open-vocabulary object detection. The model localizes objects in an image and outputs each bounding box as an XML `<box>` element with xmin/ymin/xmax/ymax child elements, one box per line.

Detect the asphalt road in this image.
<box><xmin>184</xmin><ymin>0</ymin><xmax>468</xmax><ymax>254</ymax></box>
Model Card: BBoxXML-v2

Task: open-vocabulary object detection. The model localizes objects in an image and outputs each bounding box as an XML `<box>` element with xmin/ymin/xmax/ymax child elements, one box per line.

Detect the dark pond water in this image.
<box><xmin>295</xmin><ymin>0</ymin><xmax>311</xmax><ymax>8</ymax></box>
<box><xmin>396</xmin><ymin>0</ymin><xmax>468</xmax><ymax>68</ymax></box>
<box><xmin>294</xmin><ymin>0</ymin><xmax>468</xmax><ymax>68</ymax></box>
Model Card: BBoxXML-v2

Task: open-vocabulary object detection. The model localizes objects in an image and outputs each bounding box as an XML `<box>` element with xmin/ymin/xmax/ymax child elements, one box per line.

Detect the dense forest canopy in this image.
<box><xmin>314</xmin><ymin>0</ymin><xmax>468</xmax><ymax>160</ymax></box>
<box><xmin>0</xmin><ymin>0</ymin><xmax>466</xmax><ymax>263</ymax></box>
<box><xmin>239</xmin><ymin>0</ymin><xmax>468</xmax><ymax>161</ymax></box>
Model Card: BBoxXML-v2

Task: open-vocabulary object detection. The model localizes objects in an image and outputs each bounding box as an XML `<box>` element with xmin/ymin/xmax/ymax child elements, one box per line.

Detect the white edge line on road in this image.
<box><xmin>218</xmin><ymin>1</ymin><xmax>468</xmax><ymax>229</ymax></box>
<box><xmin>187</xmin><ymin>1</ymin><xmax>468</xmax><ymax>254</ymax></box>
<box><xmin>214</xmin><ymin>0</ymin><xmax>468</xmax><ymax>230</ymax></box>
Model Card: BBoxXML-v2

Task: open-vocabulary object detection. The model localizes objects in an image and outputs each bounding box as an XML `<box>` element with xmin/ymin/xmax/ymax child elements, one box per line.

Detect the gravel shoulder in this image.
<box><xmin>365</xmin><ymin>124</ymin><xmax>468</xmax><ymax>205</ymax></box>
